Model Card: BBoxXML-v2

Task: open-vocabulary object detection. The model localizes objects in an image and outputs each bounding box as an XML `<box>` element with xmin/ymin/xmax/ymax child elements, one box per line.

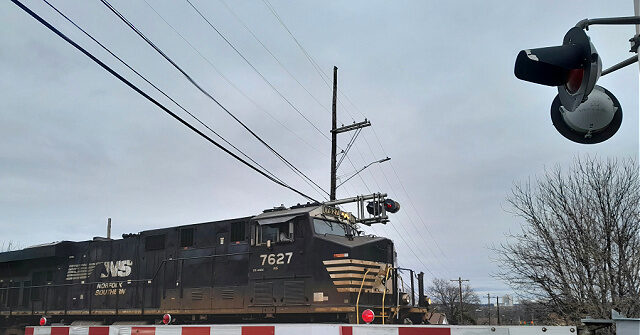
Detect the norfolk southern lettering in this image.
<box><xmin>0</xmin><ymin>204</ymin><xmax>429</xmax><ymax>330</ymax></box>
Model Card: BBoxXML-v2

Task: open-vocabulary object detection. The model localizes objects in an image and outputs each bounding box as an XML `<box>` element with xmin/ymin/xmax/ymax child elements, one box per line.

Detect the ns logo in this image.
<box><xmin>100</xmin><ymin>260</ymin><xmax>133</xmax><ymax>278</ymax></box>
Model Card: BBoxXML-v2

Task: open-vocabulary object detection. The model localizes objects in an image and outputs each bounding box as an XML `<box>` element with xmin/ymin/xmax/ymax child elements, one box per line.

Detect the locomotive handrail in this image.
<box><xmin>381</xmin><ymin>266</ymin><xmax>392</xmax><ymax>324</ymax></box>
<box><xmin>396</xmin><ymin>270</ymin><xmax>405</xmax><ymax>320</ymax></box>
<box><xmin>355</xmin><ymin>268</ymin><xmax>371</xmax><ymax>324</ymax></box>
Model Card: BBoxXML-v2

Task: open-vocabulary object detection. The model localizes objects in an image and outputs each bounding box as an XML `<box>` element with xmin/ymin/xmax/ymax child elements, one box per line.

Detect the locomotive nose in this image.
<box><xmin>314</xmin><ymin>234</ymin><xmax>394</xmax><ymax>265</ymax></box>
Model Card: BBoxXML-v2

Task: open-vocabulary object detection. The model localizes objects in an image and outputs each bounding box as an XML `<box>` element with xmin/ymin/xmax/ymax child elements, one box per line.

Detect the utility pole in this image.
<box><xmin>450</xmin><ymin>277</ymin><xmax>469</xmax><ymax>324</ymax></box>
<box><xmin>329</xmin><ymin>66</ymin><xmax>370</xmax><ymax>200</ymax></box>
<box><xmin>496</xmin><ymin>296</ymin><xmax>501</xmax><ymax>325</ymax></box>
<box><xmin>487</xmin><ymin>293</ymin><xmax>491</xmax><ymax>325</ymax></box>
<box><xmin>330</xmin><ymin>66</ymin><xmax>338</xmax><ymax>201</ymax></box>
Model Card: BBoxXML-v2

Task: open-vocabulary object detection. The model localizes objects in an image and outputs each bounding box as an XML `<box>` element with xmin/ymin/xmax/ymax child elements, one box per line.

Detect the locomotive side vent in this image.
<box><xmin>191</xmin><ymin>288</ymin><xmax>203</xmax><ymax>301</ymax></box>
<box><xmin>284</xmin><ymin>281</ymin><xmax>305</xmax><ymax>305</ymax></box>
<box><xmin>253</xmin><ymin>282</ymin><xmax>273</xmax><ymax>305</ymax></box>
<box><xmin>221</xmin><ymin>288</ymin><xmax>235</xmax><ymax>300</ymax></box>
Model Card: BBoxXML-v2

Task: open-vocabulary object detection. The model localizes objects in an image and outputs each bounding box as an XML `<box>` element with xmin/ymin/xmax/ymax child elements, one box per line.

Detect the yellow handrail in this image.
<box><xmin>381</xmin><ymin>266</ymin><xmax>392</xmax><ymax>324</ymax></box>
<box><xmin>355</xmin><ymin>268</ymin><xmax>371</xmax><ymax>324</ymax></box>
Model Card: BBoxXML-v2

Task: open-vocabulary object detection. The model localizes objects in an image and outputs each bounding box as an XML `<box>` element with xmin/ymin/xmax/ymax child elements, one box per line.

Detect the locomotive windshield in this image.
<box><xmin>256</xmin><ymin>219</ymin><xmax>293</xmax><ymax>244</ymax></box>
<box><xmin>313</xmin><ymin>218</ymin><xmax>349</xmax><ymax>236</ymax></box>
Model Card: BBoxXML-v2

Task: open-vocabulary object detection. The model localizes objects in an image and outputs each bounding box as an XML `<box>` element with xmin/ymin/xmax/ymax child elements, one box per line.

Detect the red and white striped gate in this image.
<box><xmin>26</xmin><ymin>324</ymin><xmax>577</xmax><ymax>335</ymax></box>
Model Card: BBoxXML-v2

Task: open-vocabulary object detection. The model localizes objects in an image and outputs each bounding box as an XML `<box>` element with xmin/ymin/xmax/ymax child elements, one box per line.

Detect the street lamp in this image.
<box><xmin>336</xmin><ymin>157</ymin><xmax>390</xmax><ymax>189</ymax></box>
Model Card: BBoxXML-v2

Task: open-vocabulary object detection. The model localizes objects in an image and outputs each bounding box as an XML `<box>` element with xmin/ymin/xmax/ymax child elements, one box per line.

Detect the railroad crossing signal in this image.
<box><xmin>515</xmin><ymin>26</ymin><xmax>624</xmax><ymax>144</ymax></box>
<box><xmin>366</xmin><ymin>198</ymin><xmax>400</xmax><ymax>215</ymax></box>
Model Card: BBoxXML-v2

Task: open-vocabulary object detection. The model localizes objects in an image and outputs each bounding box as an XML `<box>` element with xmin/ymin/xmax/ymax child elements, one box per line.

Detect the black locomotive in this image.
<box><xmin>0</xmin><ymin>203</ymin><xmax>429</xmax><ymax>334</ymax></box>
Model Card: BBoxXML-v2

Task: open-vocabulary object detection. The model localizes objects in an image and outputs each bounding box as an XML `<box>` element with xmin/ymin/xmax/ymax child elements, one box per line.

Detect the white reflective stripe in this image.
<box><xmin>450</xmin><ymin>326</ymin><xmax>507</xmax><ymax>335</ymax></box>
<box><xmin>210</xmin><ymin>325</ymin><xmax>242</xmax><ymax>335</ymax></box>
<box><xmin>34</xmin><ymin>328</ymin><xmax>52</xmax><ymax>335</ymax></box>
<box><xmin>156</xmin><ymin>326</ymin><xmax>181</xmax><ymax>335</ymax></box>
<box><xmin>113</xmin><ymin>326</ymin><xmax>131</xmax><ymax>335</ymax></box>
<box><xmin>275</xmin><ymin>324</ymin><xmax>341</xmax><ymax>335</ymax></box>
<box><xmin>352</xmin><ymin>326</ymin><xmax>398</xmax><ymax>335</ymax></box>
<box><xmin>69</xmin><ymin>327</ymin><xmax>89</xmax><ymax>335</ymax></box>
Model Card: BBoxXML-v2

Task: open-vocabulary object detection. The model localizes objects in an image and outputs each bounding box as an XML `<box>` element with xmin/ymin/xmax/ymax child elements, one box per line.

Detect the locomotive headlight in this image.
<box><xmin>401</xmin><ymin>293</ymin><xmax>411</xmax><ymax>305</ymax></box>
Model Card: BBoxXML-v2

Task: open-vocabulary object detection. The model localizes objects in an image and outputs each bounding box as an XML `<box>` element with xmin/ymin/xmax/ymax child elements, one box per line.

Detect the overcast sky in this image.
<box><xmin>0</xmin><ymin>0</ymin><xmax>638</xmax><ymax>299</ymax></box>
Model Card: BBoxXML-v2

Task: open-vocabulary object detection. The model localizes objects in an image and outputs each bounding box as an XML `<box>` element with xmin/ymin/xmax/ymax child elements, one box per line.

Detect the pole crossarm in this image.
<box><xmin>333</xmin><ymin>120</ymin><xmax>371</xmax><ymax>134</ymax></box>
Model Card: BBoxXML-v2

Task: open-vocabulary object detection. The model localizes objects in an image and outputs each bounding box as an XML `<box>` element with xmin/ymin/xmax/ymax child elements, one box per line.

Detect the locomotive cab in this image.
<box><xmin>246</xmin><ymin>204</ymin><xmax>403</xmax><ymax>323</ymax></box>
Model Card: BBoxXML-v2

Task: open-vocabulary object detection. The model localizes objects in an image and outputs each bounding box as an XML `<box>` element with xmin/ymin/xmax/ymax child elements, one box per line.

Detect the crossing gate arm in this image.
<box><xmin>26</xmin><ymin>324</ymin><xmax>578</xmax><ymax>335</ymax></box>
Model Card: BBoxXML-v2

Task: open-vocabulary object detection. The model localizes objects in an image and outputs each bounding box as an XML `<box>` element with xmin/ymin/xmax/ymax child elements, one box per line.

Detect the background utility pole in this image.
<box><xmin>487</xmin><ymin>293</ymin><xmax>492</xmax><ymax>325</ymax></box>
<box><xmin>329</xmin><ymin>66</ymin><xmax>370</xmax><ymax>200</ymax></box>
<box><xmin>451</xmin><ymin>277</ymin><xmax>469</xmax><ymax>324</ymax></box>
<box><xmin>496</xmin><ymin>296</ymin><xmax>501</xmax><ymax>325</ymax></box>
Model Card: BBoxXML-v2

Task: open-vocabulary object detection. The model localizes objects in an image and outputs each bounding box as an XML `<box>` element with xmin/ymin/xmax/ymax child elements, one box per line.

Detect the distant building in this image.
<box><xmin>502</xmin><ymin>294</ymin><xmax>514</xmax><ymax>307</ymax></box>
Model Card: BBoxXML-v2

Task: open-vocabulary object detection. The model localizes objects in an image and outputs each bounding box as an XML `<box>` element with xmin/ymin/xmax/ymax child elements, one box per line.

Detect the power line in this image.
<box><xmin>183</xmin><ymin>0</ymin><xmax>330</xmax><ymax>142</ymax></box>
<box><xmin>8</xmin><ymin>0</ymin><xmax>318</xmax><ymax>202</ymax></box>
<box><xmin>99</xmin><ymin>0</ymin><xmax>329</xmax><ymax>198</ymax></box>
<box><xmin>260</xmin><ymin>0</ymin><xmax>357</xmax><ymax>125</ymax></box>
<box><xmin>260</xmin><ymin>0</ymin><xmax>453</xmax><ymax>277</ymax></box>
<box><xmin>261</xmin><ymin>0</ymin><xmax>329</xmax><ymax>88</ymax></box>
<box><xmin>340</xmin><ymin>156</ymin><xmax>438</xmax><ymax>278</ymax></box>
<box><xmin>355</xmin><ymin>137</ymin><xmax>454</xmax><ymax>277</ymax></box>
<box><xmin>336</xmin><ymin>127</ymin><xmax>361</xmax><ymax>169</ymax></box>
<box><xmin>141</xmin><ymin>0</ymin><xmax>327</xmax><ymax>157</ymax></box>
<box><xmin>369</xmin><ymin>127</ymin><xmax>452</xmax><ymax>262</ymax></box>
<box><xmin>263</xmin><ymin>2</ymin><xmax>454</xmax><ymax>269</ymax></box>
<box><xmin>218</xmin><ymin>0</ymin><xmax>331</xmax><ymax>114</ymax></box>
<box><xmin>40</xmin><ymin>0</ymin><xmax>283</xmax><ymax>188</ymax></box>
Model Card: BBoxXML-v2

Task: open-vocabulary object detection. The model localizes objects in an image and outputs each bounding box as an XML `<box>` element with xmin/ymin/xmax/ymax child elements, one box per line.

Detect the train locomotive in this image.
<box><xmin>0</xmin><ymin>199</ymin><xmax>430</xmax><ymax>334</ymax></box>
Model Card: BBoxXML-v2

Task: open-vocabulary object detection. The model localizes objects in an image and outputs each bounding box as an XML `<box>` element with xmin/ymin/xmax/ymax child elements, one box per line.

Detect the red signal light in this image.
<box><xmin>566</xmin><ymin>68</ymin><xmax>584</xmax><ymax>94</ymax></box>
<box><xmin>39</xmin><ymin>317</ymin><xmax>47</xmax><ymax>326</ymax></box>
<box><xmin>383</xmin><ymin>199</ymin><xmax>400</xmax><ymax>213</ymax></box>
<box><xmin>361</xmin><ymin>309</ymin><xmax>375</xmax><ymax>324</ymax></box>
<box><xmin>162</xmin><ymin>313</ymin><xmax>171</xmax><ymax>325</ymax></box>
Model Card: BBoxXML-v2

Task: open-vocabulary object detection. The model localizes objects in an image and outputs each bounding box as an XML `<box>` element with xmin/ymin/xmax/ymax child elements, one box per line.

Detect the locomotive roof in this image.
<box><xmin>252</xmin><ymin>205</ymin><xmax>320</xmax><ymax>220</ymax></box>
<box><xmin>0</xmin><ymin>204</ymin><xmax>341</xmax><ymax>263</ymax></box>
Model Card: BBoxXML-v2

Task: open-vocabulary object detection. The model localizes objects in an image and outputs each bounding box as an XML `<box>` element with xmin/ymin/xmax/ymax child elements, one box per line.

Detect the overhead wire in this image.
<box><xmin>8</xmin><ymin>0</ymin><xmax>318</xmax><ymax>202</ymax></box>
<box><xmin>183</xmin><ymin>0</ymin><xmax>331</xmax><ymax>143</ymax></box>
<box><xmin>368</xmin><ymin>128</ymin><xmax>452</xmax><ymax>263</ymax></box>
<box><xmin>99</xmin><ymin>0</ymin><xmax>329</xmax><ymax>199</ymax></box>
<box><xmin>258</xmin><ymin>0</ymin><xmax>454</xmax><ymax>277</ymax></box>
<box><xmin>336</xmin><ymin>127</ymin><xmax>361</xmax><ymax>170</ymax></box>
<box><xmin>217</xmin><ymin>0</ymin><xmax>331</xmax><ymax>114</ymax></box>
<box><xmin>261</xmin><ymin>0</ymin><xmax>359</xmax><ymax>126</ymax></box>
<box><xmin>339</xmin><ymin>155</ymin><xmax>438</xmax><ymax>278</ymax></box>
<box><xmin>40</xmin><ymin>0</ymin><xmax>283</xmax><ymax>189</ymax></box>
<box><xmin>358</xmin><ymin>140</ymin><xmax>453</xmax><ymax>278</ymax></box>
<box><xmin>141</xmin><ymin>0</ymin><xmax>327</xmax><ymax>157</ymax></box>
<box><xmin>350</xmin><ymin>151</ymin><xmax>447</xmax><ymax>279</ymax></box>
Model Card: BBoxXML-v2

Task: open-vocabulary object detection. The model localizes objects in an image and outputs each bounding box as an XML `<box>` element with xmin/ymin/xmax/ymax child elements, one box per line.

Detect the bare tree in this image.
<box><xmin>495</xmin><ymin>156</ymin><xmax>640</xmax><ymax>322</ymax></box>
<box><xmin>428</xmin><ymin>278</ymin><xmax>480</xmax><ymax>324</ymax></box>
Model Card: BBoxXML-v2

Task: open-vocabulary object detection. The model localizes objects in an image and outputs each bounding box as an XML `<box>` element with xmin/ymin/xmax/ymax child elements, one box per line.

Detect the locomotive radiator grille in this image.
<box><xmin>284</xmin><ymin>281</ymin><xmax>305</xmax><ymax>305</ymax></box>
<box><xmin>322</xmin><ymin>259</ymin><xmax>391</xmax><ymax>293</ymax></box>
<box><xmin>253</xmin><ymin>282</ymin><xmax>274</xmax><ymax>305</ymax></box>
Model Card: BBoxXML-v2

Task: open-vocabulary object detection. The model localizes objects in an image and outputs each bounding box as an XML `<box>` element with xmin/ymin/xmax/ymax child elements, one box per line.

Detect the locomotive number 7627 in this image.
<box><xmin>259</xmin><ymin>252</ymin><xmax>293</xmax><ymax>265</ymax></box>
